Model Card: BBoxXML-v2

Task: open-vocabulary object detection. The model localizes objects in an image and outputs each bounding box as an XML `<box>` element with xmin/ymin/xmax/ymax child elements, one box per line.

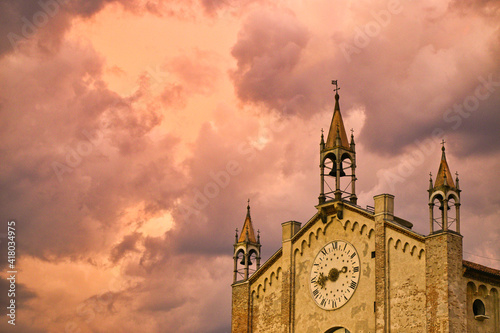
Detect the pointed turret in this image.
<box><xmin>350</xmin><ymin>129</ymin><xmax>355</xmax><ymax>151</ymax></box>
<box><xmin>238</xmin><ymin>202</ymin><xmax>257</xmax><ymax>243</ymax></box>
<box><xmin>434</xmin><ymin>145</ymin><xmax>455</xmax><ymax>188</ymax></box>
<box><xmin>428</xmin><ymin>141</ymin><xmax>461</xmax><ymax>234</ymax></box>
<box><xmin>325</xmin><ymin>92</ymin><xmax>350</xmax><ymax>149</ymax></box>
<box><xmin>320</xmin><ymin>128</ymin><xmax>325</xmax><ymax>150</ymax></box>
<box><xmin>233</xmin><ymin>200</ymin><xmax>261</xmax><ymax>282</ymax></box>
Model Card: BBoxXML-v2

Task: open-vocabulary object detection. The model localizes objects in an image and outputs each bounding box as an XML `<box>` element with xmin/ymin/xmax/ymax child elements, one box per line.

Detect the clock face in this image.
<box><xmin>309</xmin><ymin>240</ymin><xmax>360</xmax><ymax>310</ymax></box>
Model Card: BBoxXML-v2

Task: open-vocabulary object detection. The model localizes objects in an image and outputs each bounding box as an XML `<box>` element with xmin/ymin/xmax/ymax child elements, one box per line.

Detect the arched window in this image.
<box><xmin>473</xmin><ymin>299</ymin><xmax>485</xmax><ymax>316</ymax></box>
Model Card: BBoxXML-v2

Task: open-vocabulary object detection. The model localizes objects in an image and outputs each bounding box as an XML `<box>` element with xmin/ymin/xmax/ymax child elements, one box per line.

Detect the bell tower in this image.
<box><xmin>428</xmin><ymin>141</ymin><xmax>461</xmax><ymax>234</ymax></box>
<box><xmin>319</xmin><ymin>81</ymin><xmax>357</xmax><ymax>204</ymax></box>
<box><xmin>233</xmin><ymin>200</ymin><xmax>261</xmax><ymax>283</ymax></box>
<box><xmin>425</xmin><ymin>141</ymin><xmax>466</xmax><ymax>332</ymax></box>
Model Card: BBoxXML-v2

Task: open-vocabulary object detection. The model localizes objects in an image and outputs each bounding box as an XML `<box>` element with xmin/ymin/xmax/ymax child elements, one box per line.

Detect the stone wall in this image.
<box><xmin>466</xmin><ymin>279</ymin><xmax>500</xmax><ymax>332</ymax></box>
<box><xmin>249</xmin><ymin>262</ymin><xmax>283</xmax><ymax>332</ymax></box>
<box><xmin>292</xmin><ymin>208</ymin><xmax>376</xmax><ymax>333</ymax></box>
<box><xmin>425</xmin><ymin>232</ymin><xmax>466</xmax><ymax>332</ymax></box>
<box><xmin>386</xmin><ymin>226</ymin><xmax>426</xmax><ymax>331</ymax></box>
<box><xmin>232</xmin><ymin>282</ymin><xmax>249</xmax><ymax>333</ymax></box>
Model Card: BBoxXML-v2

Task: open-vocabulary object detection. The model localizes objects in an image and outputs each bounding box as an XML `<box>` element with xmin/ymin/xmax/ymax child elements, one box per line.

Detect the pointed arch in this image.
<box><xmin>257</xmin><ymin>284</ymin><xmax>262</xmax><ymax>298</ymax></box>
<box><xmin>403</xmin><ymin>242</ymin><xmax>410</xmax><ymax>253</ymax></box>
<box><xmin>301</xmin><ymin>239</ymin><xmax>308</xmax><ymax>254</ymax></box>
<box><xmin>309</xmin><ymin>231</ymin><xmax>316</xmax><ymax>247</ymax></box>
<box><xmin>352</xmin><ymin>221</ymin><xmax>360</xmax><ymax>232</ymax></box>
<box><xmin>360</xmin><ymin>224</ymin><xmax>367</xmax><ymax>236</ymax></box>
<box><xmin>387</xmin><ymin>237</ymin><xmax>394</xmax><ymax>249</ymax></box>
<box><xmin>368</xmin><ymin>228</ymin><xmax>375</xmax><ymax>239</ymax></box>
<box><xmin>343</xmin><ymin>219</ymin><xmax>351</xmax><ymax>231</ymax></box>
<box><xmin>276</xmin><ymin>267</ymin><xmax>282</xmax><ymax>280</ymax></box>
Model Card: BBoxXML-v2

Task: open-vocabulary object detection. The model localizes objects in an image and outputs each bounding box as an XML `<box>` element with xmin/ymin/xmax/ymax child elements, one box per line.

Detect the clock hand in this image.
<box><xmin>315</xmin><ymin>272</ymin><xmax>327</xmax><ymax>288</ymax></box>
<box><xmin>316</xmin><ymin>266</ymin><xmax>350</xmax><ymax>288</ymax></box>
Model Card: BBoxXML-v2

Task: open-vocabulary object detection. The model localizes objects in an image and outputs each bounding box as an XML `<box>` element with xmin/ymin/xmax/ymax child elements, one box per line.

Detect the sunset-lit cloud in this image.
<box><xmin>0</xmin><ymin>0</ymin><xmax>499</xmax><ymax>332</ymax></box>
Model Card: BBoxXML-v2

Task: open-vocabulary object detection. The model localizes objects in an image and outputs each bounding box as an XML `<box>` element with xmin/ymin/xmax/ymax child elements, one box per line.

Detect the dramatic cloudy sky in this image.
<box><xmin>0</xmin><ymin>0</ymin><xmax>499</xmax><ymax>332</ymax></box>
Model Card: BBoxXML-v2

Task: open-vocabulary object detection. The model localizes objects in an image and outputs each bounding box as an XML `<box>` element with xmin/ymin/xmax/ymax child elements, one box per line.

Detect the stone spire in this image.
<box><xmin>434</xmin><ymin>142</ymin><xmax>455</xmax><ymax>188</ymax></box>
<box><xmin>238</xmin><ymin>199</ymin><xmax>257</xmax><ymax>243</ymax></box>
<box><xmin>325</xmin><ymin>92</ymin><xmax>350</xmax><ymax>149</ymax></box>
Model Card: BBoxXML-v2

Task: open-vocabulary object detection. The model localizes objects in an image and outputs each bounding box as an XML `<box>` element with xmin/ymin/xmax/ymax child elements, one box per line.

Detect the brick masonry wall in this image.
<box><xmin>232</xmin><ymin>282</ymin><xmax>249</xmax><ymax>333</ymax></box>
<box><xmin>425</xmin><ymin>232</ymin><xmax>466</xmax><ymax>333</ymax></box>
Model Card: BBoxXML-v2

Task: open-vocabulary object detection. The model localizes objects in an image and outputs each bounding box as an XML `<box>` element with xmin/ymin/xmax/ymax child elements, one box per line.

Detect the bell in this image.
<box><xmin>328</xmin><ymin>162</ymin><xmax>346</xmax><ymax>177</ymax></box>
<box><xmin>438</xmin><ymin>205</ymin><xmax>451</xmax><ymax>211</ymax></box>
<box><xmin>240</xmin><ymin>256</ymin><xmax>253</xmax><ymax>265</ymax></box>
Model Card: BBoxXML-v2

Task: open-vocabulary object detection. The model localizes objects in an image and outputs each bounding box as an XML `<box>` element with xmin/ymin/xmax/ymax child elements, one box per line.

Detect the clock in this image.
<box><xmin>309</xmin><ymin>240</ymin><xmax>360</xmax><ymax>310</ymax></box>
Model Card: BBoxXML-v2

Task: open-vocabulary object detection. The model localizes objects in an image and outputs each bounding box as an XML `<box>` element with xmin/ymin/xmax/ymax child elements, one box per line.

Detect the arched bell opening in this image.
<box><xmin>322</xmin><ymin>153</ymin><xmax>337</xmax><ymax>201</ymax></box>
<box><xmin>324</xmin><ymin>154</ymin><xmax>338</xmax><ymax>177</ymax></box>
<box><xmin>431</xmin><ymin>195</ymin><xmax>445</xmax><ymax>231</ymax></box>
<box><xmin>248</xmin><ymin>249</ymin><xmax>259</xmax><ymax>275</ymax></box>
<box><xmin>447</xmin><ymin>196</ymin><xmax>457</xmax><ymax>231</ymax></box>
<box><xmin>340</xmin><ymin>153</ymin><xmax>355</xmax><ymax>201</ymax></box>
<box><xmin>322</xmin><ymin>153</ymin><xmax>354</xmax><ymax>202</ymax></box>
<box><xmin>234</xmin><ymin>249</ymin><xmax>246</xmax><ymax>282</ymax></box>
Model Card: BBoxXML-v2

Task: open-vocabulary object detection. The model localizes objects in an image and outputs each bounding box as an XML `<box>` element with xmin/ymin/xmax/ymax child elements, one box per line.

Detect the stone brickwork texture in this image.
<box><xmin>232</xmin><ymin>282</ymin><xmax>249</xmax><ymax>333</ymax></box>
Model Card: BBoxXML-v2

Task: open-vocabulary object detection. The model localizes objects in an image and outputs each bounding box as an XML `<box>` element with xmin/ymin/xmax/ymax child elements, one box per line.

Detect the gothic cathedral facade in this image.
<box><xmin>231</xmin><ymin>85</ymin><xmax>500</xmax><ymax>333</ymax></box>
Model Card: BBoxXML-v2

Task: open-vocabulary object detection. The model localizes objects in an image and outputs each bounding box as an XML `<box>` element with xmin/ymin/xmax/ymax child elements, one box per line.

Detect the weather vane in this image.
<box><xmin>331</xmin><ymin>80</ymin><xmax>340</xmax><ymax>93</ymax></box>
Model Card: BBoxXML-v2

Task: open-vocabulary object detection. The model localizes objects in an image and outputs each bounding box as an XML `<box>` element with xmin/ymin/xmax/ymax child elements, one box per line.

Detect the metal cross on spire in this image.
<box><xmin>441</xmin><ymin>139</ymin><xmax>446</xmax><ymax>148</ymax></box>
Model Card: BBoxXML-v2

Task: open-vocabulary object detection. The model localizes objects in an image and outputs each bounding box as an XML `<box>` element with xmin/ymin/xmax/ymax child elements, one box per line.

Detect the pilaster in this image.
<box><xmin>373</xmin><ymin>194</ymin><xmax>394</xmax><ymax>332</ymax></box>
<box><xmin>281</xmin><ymin>221</ymin><xmax>301</xmax><ymax>333</ymax></box>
